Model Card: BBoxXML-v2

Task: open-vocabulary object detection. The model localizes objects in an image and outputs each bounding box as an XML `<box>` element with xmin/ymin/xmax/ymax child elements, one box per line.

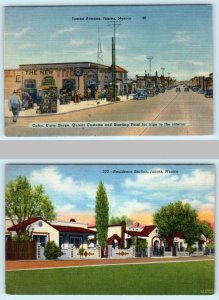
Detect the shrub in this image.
<box><xmin>44</xmin><ymin>241</ymin><xmax>63</xmax><ymax>260</ymax></box>
<box><xmin>78</xmin><ymin>247</ymin><xmax>85</xmax><ymax>258</ymax></box>
<box><xmin>186</xmin><ymin>245</ymin><xmax>195</xmax><ymax>255</ymax></box>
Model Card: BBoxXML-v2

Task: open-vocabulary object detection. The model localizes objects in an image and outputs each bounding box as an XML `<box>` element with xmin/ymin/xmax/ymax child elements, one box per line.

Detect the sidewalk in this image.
<box><xmin>5</xmin><ymin>95</ymin><xmax>131</xmax><ymax>118</ymax></box>
<box><xmin>6</xmin><ymin>255</ymin><xmax>214</xmax><ymax>271</ymax></box>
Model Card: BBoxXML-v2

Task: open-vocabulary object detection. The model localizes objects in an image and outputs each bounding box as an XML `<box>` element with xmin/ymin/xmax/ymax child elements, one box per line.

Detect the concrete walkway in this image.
<box><xmin>5</xmin><ymin>95</ymin><xmax>132</xmax><ymax>118</ymax></box>
<box><xmin>6</xmin><ymin>256</ymin><xmax>214</xmax><ymax>271</ymax></box>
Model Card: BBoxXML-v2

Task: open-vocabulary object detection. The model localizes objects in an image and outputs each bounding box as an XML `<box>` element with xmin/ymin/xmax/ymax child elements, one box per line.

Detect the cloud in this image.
<box><xmin>116</xmin><ymin>199</ymin><xmax>152</xmax><ymax>216</ymax></box>
<box><xmin>5</xmin><ymin>27</ymin><xmax>31</xmax><ymax>38</ymax></box>
<box><xmin>18</xmin><ymin>43</ymin><xmax>35</xmax><ymax>49</ymax></box>
<box><xmin>186</xmin><ymin>60</ymin><xmax>205</xmax><ymax>67</ymax></box>
<box><xmin>206</xmin><ymin>195</ymin><xmax>214</xmax><ymax>203</ymax></box>
<box><xmin>123</xmin><ymin>169</ymin><xmax>214</xmax><ymax>192</ymax></box>
<box><xmin>171</xmin><ymin>31</ymin><xmax>191</xmax><ymax>44</ymax></box>
<box><xmin>51</xmin><ymin>27</ymin><xmax>78</xmax><ymax>38</ymax></box>
<box><xmin>116</xmin><ymin>45</ymin><xmax>125</xmax><ymax>51</ymax></box>
<box><xmin>29</xmin><ymin>166</ymin><xmax>97</xmax><ymax>200</ymax></box>
<box><xmin>69</xmin><ymin>39</ymin><xmax>93</xmax><ymax>46</ymax></box>
<box><xmin>55</xmin><ymin>203</ymin><xmax>76</xmax><ymax>213</ymax></box>
<box><xmin>133</xmin><ymin>54</ymin><xmax>146</xmax><ymax>61</ymax></box>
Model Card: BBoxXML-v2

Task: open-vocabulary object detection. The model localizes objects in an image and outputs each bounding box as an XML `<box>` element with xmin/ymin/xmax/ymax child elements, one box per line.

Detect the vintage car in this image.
<box><xmin>133</xmin><ymin>89</ymin><xmax>147</xmax><ymax>100</ymax></box>
<box><xmin>204</xmin><ymin>89</ymin><xmax>213</xmax><ymax>98</ymax></box>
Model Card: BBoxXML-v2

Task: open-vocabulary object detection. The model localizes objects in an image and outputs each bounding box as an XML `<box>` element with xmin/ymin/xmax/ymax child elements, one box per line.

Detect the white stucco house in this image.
<box><xmin>7</xmin><ymin>217</ymin><xmax>97</xmax><ymax>250</ymax></box>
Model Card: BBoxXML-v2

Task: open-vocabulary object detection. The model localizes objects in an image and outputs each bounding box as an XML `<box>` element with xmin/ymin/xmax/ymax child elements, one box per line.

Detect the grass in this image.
<box><xmin>6</xmin><ymin>260</ymin><xmax>214</xmax><ymax>295</ymax></box>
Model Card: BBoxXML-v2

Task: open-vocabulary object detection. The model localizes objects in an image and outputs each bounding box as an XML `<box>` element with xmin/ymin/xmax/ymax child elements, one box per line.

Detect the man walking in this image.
<box><xmin>8</xmin><ymin>90</ymin><xmax>22</xmax><ymax>123</ymax></box>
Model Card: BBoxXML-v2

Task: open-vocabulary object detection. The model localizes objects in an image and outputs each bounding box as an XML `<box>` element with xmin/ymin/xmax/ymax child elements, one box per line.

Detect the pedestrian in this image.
<box><xmin>75</xmin><ymin>90</ymin><xmax>80</xmax><ymax>103</ymax></box>
<box><xmin>23</xmin><ymin>90</ymin><xmax>31</xmax><ymax>110</ymax></box>
<box><xmin>126</xmin><ymin>91</ymin><xmax>129</xmax><ymax>100</ymax></box>
<box><xmin>101</xmin><ymin>89</ymin><xmax>106</xmax><ymax>101</ymax></box>
<box><xmin>8</xmin><ymin>90</ymin><xmax>22</xmax><ymax>123</ymax></box>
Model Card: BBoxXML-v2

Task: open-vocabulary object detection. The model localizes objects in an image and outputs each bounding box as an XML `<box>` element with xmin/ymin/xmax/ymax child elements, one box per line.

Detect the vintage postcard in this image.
<box><xmin>5</xmin><ymin>164</ymin><xmax>215</xmax><ymax>295</ymax></box>
<box><xmin>4</xmin><ymin>5</ymin><xmax>213</xmax><ymax>137</ymax></box>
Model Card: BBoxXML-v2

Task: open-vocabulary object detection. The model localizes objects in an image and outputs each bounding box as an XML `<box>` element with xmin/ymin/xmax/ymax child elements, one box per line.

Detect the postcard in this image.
<box><xmin>5</xmin><ymin>164</ymin><xmax>215</xmax><ymax>294</ymax></box>
<box><xmin>4</xmin><ymin>5</ymin><xmax>213</xmax><ymax>137</ymax></box>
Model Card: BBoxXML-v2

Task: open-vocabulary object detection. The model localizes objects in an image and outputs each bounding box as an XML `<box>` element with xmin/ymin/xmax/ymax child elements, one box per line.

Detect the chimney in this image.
<box><xmin>70</xmin><ymin>218</ymin><xmax>76</xmax><ymax>222</ymax></box>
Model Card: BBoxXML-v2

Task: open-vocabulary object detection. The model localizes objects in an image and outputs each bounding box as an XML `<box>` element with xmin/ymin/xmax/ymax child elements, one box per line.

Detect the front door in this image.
<box><xmin>153</xmin><ymin>240</ymin><xmax>160</xmax><ymax>256</ymax></box>
<box><xmin>32</xmin><ymin>235</ymin><xmax>47</xmax><ymax>247</ymax></box>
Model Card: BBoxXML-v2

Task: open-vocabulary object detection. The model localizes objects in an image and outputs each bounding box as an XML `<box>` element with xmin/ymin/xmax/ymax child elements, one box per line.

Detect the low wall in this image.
<box><xmin>176</xmin><ymin>251</ymin><xmax>189</xmax><ymax>257</ymax></box>
<box><xmin>191</xmin><ymin>251</ymin><xmax>204</xmax><ymax>257</ymax></box>
<box><xmin>108</xmin><ymin>246</ymin><xmax>135</xmax><ymax>258</ymax></box>
<box><xmin>59</xmin><ymin>247</ymin><xmax>101</xmax><ymax>260</ymax></box>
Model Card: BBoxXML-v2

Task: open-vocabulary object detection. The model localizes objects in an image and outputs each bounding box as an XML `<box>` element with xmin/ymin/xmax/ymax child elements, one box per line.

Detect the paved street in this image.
<box><xmin>5</xmin><ymin>88</ymin><xmax>213</xmax><ymax>136</ymax></box>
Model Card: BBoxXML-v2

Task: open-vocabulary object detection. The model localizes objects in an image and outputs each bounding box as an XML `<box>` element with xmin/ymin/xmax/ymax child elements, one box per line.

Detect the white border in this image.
<box><xmin>0</xmin><ymin>0</ymin><xmax>218</xmax><ymax>140</ymax></box>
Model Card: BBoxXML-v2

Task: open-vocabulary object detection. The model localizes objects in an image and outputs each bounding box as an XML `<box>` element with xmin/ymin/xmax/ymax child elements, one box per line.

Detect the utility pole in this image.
<box><xmin>167</xmin><ymin>72</ymin><xmax>171</xmax><ymax>87</ymax></box>
<box><xmin>108</xmin><ymin>21</ymin><xmax>121</xmax><ymax>101</ymax></box>
<box><xmin>146</xmin><ymin>56</ymin><xmax>154</xmax><ymax>77</ymax></box>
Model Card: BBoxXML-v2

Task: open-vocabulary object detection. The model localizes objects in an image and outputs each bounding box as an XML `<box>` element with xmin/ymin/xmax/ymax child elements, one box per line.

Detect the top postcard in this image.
<box><xmin>4</xmin><ymin>5</ymin><xmax>213</xmax><ymax>137</ymax></box>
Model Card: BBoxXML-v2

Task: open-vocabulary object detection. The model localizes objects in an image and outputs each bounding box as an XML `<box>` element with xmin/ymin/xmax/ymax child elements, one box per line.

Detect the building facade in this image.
<box><xmin>4</xmin><ymin>62</ymin><xmax>129</xmax><ymax>100</ymax></box>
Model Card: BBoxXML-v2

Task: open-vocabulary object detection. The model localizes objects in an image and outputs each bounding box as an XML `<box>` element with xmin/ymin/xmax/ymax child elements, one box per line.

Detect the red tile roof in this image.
<box><xmin>141</xmin><ymin>225</ymin><xmax>157</xmax><ymax>236</ymax></box>
<box><xmin>52</xmin><ymin>225</ymin><xmax>96</xmax><ymax>234</ymax></box>
<box><xmin>174</xmin><ymin>231</ymin><xmax>186</xmax><ymax>239</ymax></box>
<box><xmin>125</xmin><ymin>230</ymin><xmax>144</xmax><ymax>237</ymax></box>
<box><xmin>7</xmin><ymin>217</ymin><xmax>42</xmax><ymax>231</ymax></box>
<box><xmin>126</xmin><ymin>225</ymin><xmax>157</xmax><ymax>237</ymax></box>
<box><xmin>8</xmin><ymin>217</ymin><xmax>96</xmax><ymax>234</ymax></box>
<box><xmin>115</xmin><ymin>66</ymin><xmax>128</xmax><ymax>73</ymax></box>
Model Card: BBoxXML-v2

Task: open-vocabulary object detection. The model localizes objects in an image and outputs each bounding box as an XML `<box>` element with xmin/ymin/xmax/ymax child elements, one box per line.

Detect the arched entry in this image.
<box><xmin>62</xmin><ymin>79</ymin><xmax>75</xmax><ymax>93</ymax></box>
<box><xmin>107</xmin><ymin>234</ymin><xmax>123</xmax><ymax>249</ymax></box>
<box><xmin>152</xmin><ymin>236</ymin><xmax>163</xmax><ymax>256</ymax></box>
<box><xmin>153</xmin><ymin>240</ymin><xmax>159</xmax><ymax>256</ymax></box>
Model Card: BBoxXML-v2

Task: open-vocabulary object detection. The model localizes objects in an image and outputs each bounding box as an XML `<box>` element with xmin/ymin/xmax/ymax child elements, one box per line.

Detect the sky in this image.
<box><xmin>4</xmin><ymin>5</ymin><xmax>213</xmax><ymax>80</ymax></box>
<box><xmin>6</xmin><ymin>164</ymin><xmax>215</xmax><ymax>227</ymax></box>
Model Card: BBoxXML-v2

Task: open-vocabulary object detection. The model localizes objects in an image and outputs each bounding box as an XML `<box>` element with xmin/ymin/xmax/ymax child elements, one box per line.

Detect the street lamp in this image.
<box><xmin>161</xmin><ymin>68</ymin><xmax>165</xmax><ymax>77</ymax></box>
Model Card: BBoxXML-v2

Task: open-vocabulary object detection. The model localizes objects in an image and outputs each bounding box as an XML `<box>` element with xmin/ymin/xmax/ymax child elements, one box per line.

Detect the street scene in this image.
<box><xmin>4</xmin><ymin>5</ymin><xmax>213</xmax><ymax>136</ymax></box>
<box><xmin>5</xmin><ymin>164</ymin><xmax>215</xmax><ymax>294</ymax></box>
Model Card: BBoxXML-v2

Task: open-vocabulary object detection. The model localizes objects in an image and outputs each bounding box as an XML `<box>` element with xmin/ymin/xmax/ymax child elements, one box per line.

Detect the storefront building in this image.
<box><xmin>4</xmin><ymin>62</ymin><xmax>108</xmax><ymax>100</ymax></box>
<box><xmin>4</xmin><ymin>61</ymin><xmax>129</xmax><ymax>100</ymax></box>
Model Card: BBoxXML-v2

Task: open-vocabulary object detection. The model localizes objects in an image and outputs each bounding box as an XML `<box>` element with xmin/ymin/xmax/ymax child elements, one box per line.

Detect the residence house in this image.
<box><xmin>7</xmin><ymin>217</ymin><xmax>96</xmax><ymax>250</ymax></box>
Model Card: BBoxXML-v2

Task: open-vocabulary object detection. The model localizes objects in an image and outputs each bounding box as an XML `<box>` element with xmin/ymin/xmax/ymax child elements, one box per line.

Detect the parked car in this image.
<box><xmin>204</xmin><ymin>89</ymin><xmax>213</xmax><ymax>98</ymax></box>
<box><xmin>147</xmin><ymin>88</ymin><xmax>156</xmax><ymax>97</ymax></box>
<box><xmin>133</xmin><ymin>89</ymin><xmax>147</xmax><ymax>100</ymax></box>
<box><xmin>198</xmin><ymin>89</ymin><xmax>204</xmax><ymax>94</ymax></box>
<box><xmin>176</xmin><ymin>87</ymin><xmax>181</xmax><ymax>92</ymax></box>
<box><xmin>192</xmin><ymin>86</ymin><xmax>200</xmax><ymax>92</ymax></box>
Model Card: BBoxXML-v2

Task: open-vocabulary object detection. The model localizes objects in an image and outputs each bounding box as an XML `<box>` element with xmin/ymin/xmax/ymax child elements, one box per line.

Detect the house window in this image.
<box><xmin>69</xmin><ymin>236</ymin><xmax>82</xmax><ymax>248</ymax></box>
<box><xmin>16</xmin><ymin>75</ymin><xmax>21</xmax><ymax>82</ymax></box>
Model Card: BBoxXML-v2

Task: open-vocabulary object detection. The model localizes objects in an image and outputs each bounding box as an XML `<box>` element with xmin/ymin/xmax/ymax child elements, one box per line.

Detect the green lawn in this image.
<box><xmin>6</xmin><ymin>261</ymin><xmax>214</xmax><ymax>295</ymax></box>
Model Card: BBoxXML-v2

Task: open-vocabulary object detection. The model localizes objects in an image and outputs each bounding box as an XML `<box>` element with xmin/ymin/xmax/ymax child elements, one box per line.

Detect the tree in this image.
<box><xmin>109</xmin><ymin>215</ymin><xmax>132</xmax><ymax>226</ymax></box>
<box><xmin>6</xmin><ymin>176</ymin><xmax>56</xmax><ymax>239</ymax></box>
<box><xmin>153</xmin><ymin>201</ymin><xmax>200</xmax><ymax>254</ymax></box>
<box><xmin>198</xmin><ymin>220</ymin><xmax>214</xmax><ymax>240</ymax></box>
<box><xmin>95</xmin><ymin>181</ymin><xmax>109</xmax><ymax>257</ymax></box>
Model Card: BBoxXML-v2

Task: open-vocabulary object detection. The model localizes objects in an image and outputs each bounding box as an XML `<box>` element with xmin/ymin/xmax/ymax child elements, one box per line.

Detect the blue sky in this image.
<box><xmin>6</xmin><ymin>164</ymin><xmax>215</xmax><ymax>226</ymax></box>
<box><xmin>4</xmin><ymin>5</ymin><xmax>213</xmax><ymax>80</ymax></box>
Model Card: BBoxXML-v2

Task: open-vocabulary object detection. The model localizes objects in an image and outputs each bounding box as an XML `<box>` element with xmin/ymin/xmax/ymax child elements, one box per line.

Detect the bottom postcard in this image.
<box><xmin>5</xmin><ymin>163</ymin><xmax>215</xmax><ymax>295</ymax></box>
